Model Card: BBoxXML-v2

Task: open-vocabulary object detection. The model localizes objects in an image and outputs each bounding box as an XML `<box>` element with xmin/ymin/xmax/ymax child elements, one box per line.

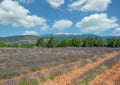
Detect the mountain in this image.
<box><xmin>102</xmin><ymin>36</ymin><xmax>120</xmax><ymax>40</ymax></box>
<box><xmin>0</xmin><ymin>35</ymin><xmax>38</xmax><ymax>44</ymax></box>
<box><xmin>79</xmin><ymin>34</ymin><xmax>100</xmax><ymax>38</ymax></box>
<box><xmin>42</xmin><ymin>34</ymin><xmax>100</xmax><ymax>40</ymax></box>
<box><xmin>0</xmin><ymin>34</ymin><xmax>120</xmax><ymax>44</ymax></box>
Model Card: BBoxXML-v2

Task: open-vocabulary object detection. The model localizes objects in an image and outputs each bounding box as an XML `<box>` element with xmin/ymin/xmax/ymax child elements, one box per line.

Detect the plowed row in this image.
<box><xmin>0</xmin><ymin>52</ymin><xmax>119</xmax><ymax>85</ymax></box>
<box><xmin>41</xmin><ymin>52</ymin><xmax>119</xmax><ymax>85</ymax></box>
<box><xmin>90</xmin><ymin>61</ymin><xmax>120</xmax><ymax>85</ymax></box>
<box><xmin>0</xmin><ymin>60</ymin><xmax>82</xmax><ymax>85</ymax></box>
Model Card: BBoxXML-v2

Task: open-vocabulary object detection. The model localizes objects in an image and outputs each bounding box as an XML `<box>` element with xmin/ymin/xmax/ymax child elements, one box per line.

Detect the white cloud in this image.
<box><xmin>0</xmin><ymin>0</ymin><xmax>49</xmax><ymax>30</ymax></box>
<box><xmin>113</xmin><ymin>28</ymin><xmax>120</xmax><ymax>36</ymax></box>
<box><xmin>68</xmin><ymin>0</ymin><xmax>111</xmax><ymax>12</ymax></box>
<box><xmin>13</xmin><ymin>0</ymin><xmax>34</xmax><ymax>4</ymax></box>
<box><xmin>76</xmin><ymin>13</ymin><xmax>119</xmax><ymax>34</ymax></box>
<box><xmin>23</xmin><ymin>30</ymin><xmax>38</xmax><ymax>35</ymax></box>
<box><xmin>47</xmin><ymin>0</ymin><xmax>64</xmax><ymax>8</ymax></box>
<box><xmin>54</xmin><ymin>32</ymin><xmax>76</xmax><ymax>35</ymax></box>
<box><xmin>53</xmin><ymin>20</ymin><xmax>73</xmax><ymax>30</ymax></box>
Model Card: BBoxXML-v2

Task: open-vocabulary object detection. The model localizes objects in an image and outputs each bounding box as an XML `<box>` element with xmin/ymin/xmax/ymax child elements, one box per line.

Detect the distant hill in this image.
<box><xmin>0</xmin><ymin>35</ymin><xmax>38</xmax><ymax>44</ymax></box>
<box><xmin>0</xmin><ymin>34</ymin><xmax>120</xmax><ymax>44</ymax></box>
<box><xmin>42</xmin><ymin>34</ymin><xmax>100</xmax><ymax>39</ymax></box>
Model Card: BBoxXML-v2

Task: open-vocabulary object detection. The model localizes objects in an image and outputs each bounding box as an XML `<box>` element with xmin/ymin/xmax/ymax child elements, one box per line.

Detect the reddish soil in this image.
<box><xmin>90</xmin><ymin>61</ymin><xmax>120</xmax><ymax>85</ymax></box>
<box><xmin>42</xmin><ymin>52</ymin><xmax>119</xmax><ymax>85</ymax></box>
<box><xmin>0</xmin><ymin>52</ymin><xmax>119</xmax><ymax>85</ymax></box>
<box><xmin>0</xmin><ymin>60</ymin><xmax>82</xmax><ymax>85</ymax></box>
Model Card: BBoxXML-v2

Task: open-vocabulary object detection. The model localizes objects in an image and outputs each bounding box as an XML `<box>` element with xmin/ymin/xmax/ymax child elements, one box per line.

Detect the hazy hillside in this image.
<box><xmin>0</xmin><ymin>35</ymin><xmax>38</xmax><ymax>44</ymax></box>
<box><xmin>0</xmin><ymin>34</ymin><xmax>120</xmax><ymax>44</ymax></box>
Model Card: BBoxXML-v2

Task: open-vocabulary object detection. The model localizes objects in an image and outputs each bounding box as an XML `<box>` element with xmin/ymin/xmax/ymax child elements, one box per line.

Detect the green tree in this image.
<box><xmin>71</xmin><ymin>38</ymin><xmax>83</xmax><ymax>47</ymax></box>
<box><xmin>47</xmin><ymin>36</ymin><xmax>56</xmax><ymax>47</ymax></box>
<box><xmin>0</xmin><ymin>43</ymin><xmax>7</xmax><ymax>47</ymax></box>
<box><xmin>21</xmin><ymin>43</ymin><xmax>35</xmax><ymax>48</ymax></box>
<box><xmin>93</xmin><ymin>37</ymin><xmax>104</xmax><ymax>47</ymax></box>
<box><xmin>116</xmin><ymin>39</ymin><xmax>120</xmax><ymax>47</ymax></box>
<box><xmin>36</xmin><ymin>37</ymin><xmax>44</xmax><ymax>47</ymax></box>
<box><xmin>12</xmin><ymin>43</ymin><xmax>19</xmax><ymax>48</ymax></box>
<box><xmin>105</xmin><ymin>38</ymin><xmax>117</xmax><ymax>47</ymax></box>
<box><xmin>58</xmin><ymin>40</ymin><xmax>68</xmax><ymax>47</ymax></box>
<box><xmin>83</xmin><ymin>37</ymin><xmax>94</xmax><ymax>47</ymax></box>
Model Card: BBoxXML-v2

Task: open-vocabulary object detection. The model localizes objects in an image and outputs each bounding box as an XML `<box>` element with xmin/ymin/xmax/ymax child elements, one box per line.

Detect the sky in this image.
<box><xmin>0</xmin><ymin>0</ymin><xmax>120</xmax><ymax>37</ymax></box>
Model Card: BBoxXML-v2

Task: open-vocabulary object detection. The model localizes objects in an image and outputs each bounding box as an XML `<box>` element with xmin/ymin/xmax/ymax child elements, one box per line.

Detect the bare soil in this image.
<box><xmin>0</xmin><ymin>48</ymin><xmax>119</xmax><ymax>85</ymax></box>
<box><xmin>41</xmin><ymin>52</ymin><xmax>119</xmax><ymax>85</ymax></box>
<box><xmin>90</xmin><ymin>61</ymin><xmax>120</xmax><ymax>85</ymax></box>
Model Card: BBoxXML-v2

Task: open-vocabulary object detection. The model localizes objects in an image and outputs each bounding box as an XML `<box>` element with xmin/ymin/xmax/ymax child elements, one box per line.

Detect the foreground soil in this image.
<box><xmin>0</xmin><ymin>52</ymin><xmax>119</xmax><ymax>85</ymax></box>
<box><xmin>41</xmin><ymin>52</ymin><xmax>119</xmax><ymax>85</ymax></box>
<box><xmin>90</xmin><ymin>61</ymin><xmax>120</xmax><ymax>85</ymax></box>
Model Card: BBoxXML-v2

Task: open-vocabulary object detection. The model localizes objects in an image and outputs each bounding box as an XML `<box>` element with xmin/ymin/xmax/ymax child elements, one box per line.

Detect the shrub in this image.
<box><xmin>18</xmin><ymin>79</ymin><xmax>38</xmax><ymax>85</ymax></box>
<box><xmin>18</xmin><ymin>80</ymin><xmax>29</xmax><ymax>85</ymax></box>
<box><xmin>0</xmin><ymin>72</ymin><xmax>21</xmax><ymax>79</ymax></box>
<box><xmin>49</xmin><ymin>73</ymin><xmax>56</xmax><ymax>80</ymax></box>
<box><xmin>39</xmin><ymin>75</ymin><xmax>47</xmax><ymax>82</ymax></box>
<box><xmin>29</xmin><ymin>68</ymin><xmax>38</xmax><ymax>72</ymax></box>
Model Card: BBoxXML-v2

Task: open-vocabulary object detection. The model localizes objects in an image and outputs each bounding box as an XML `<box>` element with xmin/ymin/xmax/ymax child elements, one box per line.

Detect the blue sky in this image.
<box><xmin>0</xmin><ymin>0</ymin><xmax>120</xmax><ymax>37</ymax></box>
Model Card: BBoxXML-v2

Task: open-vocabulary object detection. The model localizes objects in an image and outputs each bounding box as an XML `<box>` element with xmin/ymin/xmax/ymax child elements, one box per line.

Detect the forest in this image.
<box><xmin>0</xmin><ymin>36</ymin><xmax>120</xmax><ymax>48</ymax></box>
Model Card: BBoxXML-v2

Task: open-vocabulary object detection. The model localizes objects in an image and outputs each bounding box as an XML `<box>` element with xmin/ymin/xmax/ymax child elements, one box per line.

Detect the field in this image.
<box><xmin>0</xmin><ymin>47</ymin><xmax>120</xmax><ymax>85</ymax></box>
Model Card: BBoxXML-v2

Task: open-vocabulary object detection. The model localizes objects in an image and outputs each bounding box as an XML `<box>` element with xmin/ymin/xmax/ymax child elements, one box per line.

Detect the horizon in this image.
<box><xmin>0</xmin><ymin>0</ymin><xmax>120</xmax><ymax>37</ymax></box>
<box><xmin>1</xmin><ymin>33</ymin><xmax>120</xmax><ymax>38</ymax></box>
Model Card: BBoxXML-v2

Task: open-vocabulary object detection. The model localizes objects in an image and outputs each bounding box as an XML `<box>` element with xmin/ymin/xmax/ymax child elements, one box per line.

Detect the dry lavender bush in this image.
<box><xmin>74</xmin><ymin>53</ymin><xmax>120</xmax><ymax>85</ymax></box>
<box><xmin>0</xmin><ymin>47</ymin><xmax>119</xmax><ymax>85</ymax></box>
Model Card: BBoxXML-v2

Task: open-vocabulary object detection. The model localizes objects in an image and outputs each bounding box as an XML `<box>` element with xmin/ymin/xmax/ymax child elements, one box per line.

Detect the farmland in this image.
<box><xmin>0</xmin><ymin>47</ymin><xmax>120</xmax><ymax>85</ymax></box>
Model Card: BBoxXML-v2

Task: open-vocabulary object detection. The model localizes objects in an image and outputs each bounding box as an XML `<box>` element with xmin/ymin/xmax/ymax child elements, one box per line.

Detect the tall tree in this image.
<box><xmin>71</xmin><ymin>38</ymin><xmax>83</xmax><ymax>47</ymax></box>
<box><xmin>36</xmin><ymin>37</ymin><xmax>44</xmax><ymax>47</ymax></box>
<box><xmin>58</xmin><ymin>40</ymin><xmax>69</xmax><ymax>47</ymax></box>
<box><xmin>47</xmin><ymin>36</ymin><xmax>56</xmax><ymax>47</ymax></box>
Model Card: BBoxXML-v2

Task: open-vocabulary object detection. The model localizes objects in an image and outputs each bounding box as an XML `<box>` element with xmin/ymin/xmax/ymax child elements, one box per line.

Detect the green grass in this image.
<box><xmin>18</xmin><ymin>80</ymin><xmax>29</xmax><ymax>85</ymax></box>
<box><xmin>49</xmin><ymin>73</ymin><xmax>56</xmax><ymax>80</ymax></box>
<box><xmin>76</xmin><ymin>76</ymin><xmax>89</xmax><ymax>85</ymax></box>
<box><xmin>75</xmin><ymin>69</ymin><xmax>103</xmax><ymax>85</ymax></box>
<box><xmin>0</xmin><ymin>59</ymin><xmax>6</xmax><ymax>63</ymax></box>
<box><xmin>29</xmin><ymin>67</ymin><xmax>39</xmax><ymax>72</ymax></box>
<box><xmin>49</xmin><ymin>70</ymin><xmax>63</xmax><ymax>80</ymax></box>
<box><xmin>18</xmin><ymin>79</ymin><xmax>38</xmax><ymax>85</ymax></box>
<box><xmin>0</xmin><ymin>72</ymin><xmax>21</xmax><ymax>79</ymax></box>
<box><xmin>39</xmin><ymin>75</ymin><xmax>47</xmax><ymax>82</ymax></box>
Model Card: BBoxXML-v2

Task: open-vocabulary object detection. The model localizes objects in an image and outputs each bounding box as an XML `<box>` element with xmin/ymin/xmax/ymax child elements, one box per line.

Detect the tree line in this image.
<box><xmin>0</xmin><ymin>36</ymin><xmax>120</xmax><ymax>48</ymax></box>
<box><xmin>36</xmin><ymin>36</ymin><xmax>120</xmax><ymax>48</ymax></box>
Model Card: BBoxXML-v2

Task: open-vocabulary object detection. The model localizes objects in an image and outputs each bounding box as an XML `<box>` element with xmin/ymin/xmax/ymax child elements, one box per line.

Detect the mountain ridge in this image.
<box><xmin>0</xmin><ymin>34</ymin><xmax>120</xmax><ymax>44</ymax></box>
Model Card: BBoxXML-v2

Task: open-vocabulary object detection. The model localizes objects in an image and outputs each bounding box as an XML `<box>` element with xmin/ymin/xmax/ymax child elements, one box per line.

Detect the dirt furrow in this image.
<box><xmin>0</xmin><ymin>59</ymin><xmax>82</xmax><ymax>85</ymax></box>
<box><xmin>90</xmin><ymin>61</ymin><xmax>120</xmax><ymax>85</ymax></box>
<box><xmin>42</xmin><ymin>52</ymin><xmax>120</xmax><ymax>85</ymax></box>
<box><xmin>0</xmin><ymin>52</ymin><xmax>119</xmax><ymax>85</ymax></box>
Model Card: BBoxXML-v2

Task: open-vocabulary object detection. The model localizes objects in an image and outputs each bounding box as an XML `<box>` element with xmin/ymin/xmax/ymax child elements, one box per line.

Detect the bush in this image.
<box><xmin>29</xmin><ymin>67</ymin><xmax>39</xmax><ymax>72</ymax></box>
<box><xmin>49</xmin><ymin>73</ymin><xmax>56</xmax><ymax>80</ymax></box>
<box><xmin>0</xmin><ymin>72</ymin><xmax>21</xmax><ymax>79</ymax></box>
<box><xmin>18</xmin><ymin>79</ymin><xmax>38</xmax><ymax>85</ymax></box>
<box><xmin>39</xmin><ymin>75</ymin><xmax>47</xmax><ymax>82</ymax></box>
<box><xmin>18</xmin><ymin>80</ymin><xmax>29</xmax><ymax>85</ymax></box>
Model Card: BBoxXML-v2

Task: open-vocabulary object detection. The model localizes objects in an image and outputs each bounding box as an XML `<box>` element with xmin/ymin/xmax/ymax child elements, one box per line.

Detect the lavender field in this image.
<box><xmin>0</xmin><ymin>48</ymin><xmax>120</xmax><ymax>85</ymax></box>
